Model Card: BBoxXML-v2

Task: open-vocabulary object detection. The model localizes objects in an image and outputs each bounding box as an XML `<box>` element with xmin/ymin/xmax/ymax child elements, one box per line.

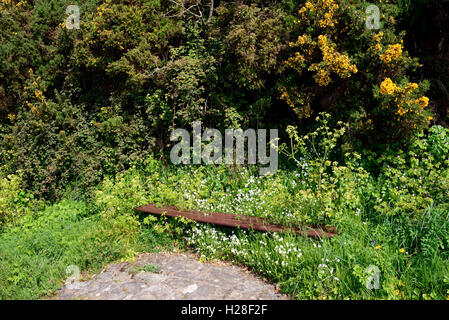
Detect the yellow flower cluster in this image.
<box><xmin>286</xmin><ymin>51</ymin><xmax>305</xmax><ymax>73</ymax></box>
<box><xmin>312</xmin><ymin>68</ymin><xmax>332</xmax><ymax>86</ymax></box>
<box><xmin>0</xmin><ymin>0</ymin><xmax>26</xmax><ymax>8</ymax></box>
<box><xmin>404</xmin><ymin>82</ymin><xmax>419</xmax><ymax>92</ymax></box>
<box><xmin>295</xmin><ymin>34</ymin><xmax>307</xmax><ymax>46</ymax></box>
<box><xmin>372</xmin><ymin>31</ymin><xmax>383</xmax><ymax>52</ymax></box>
<box><xmin>97</xmin><ymin>2</ymin><xmax>108</xmax><ymax>16</ymax></box>
<box><xmin>286</xmin><ymin>34</ymin><xmax>313</xmax><ymax>71</ymax></box>
<box><xmin>287</xmin><ymin>34</ymin><xmax>357</xmax><ymax>87</ymax></box>
<box><xmin>416</xmin><ymin>96</ymin><xmax>429</xmax><ymax>109</ymax></box>
<box><xmin>373</xmin><ymin>31</ymin><xmax>383</xmax><ymax>43</ymax></box>
<box><xmin>379</xmin><ymin>44</ymin><xmax>403</xmax><ymax>64</ymax></box>
<box><xmin>299</xmin><ymin>0</ymin><xmax>339</xmax><ymax>28</ymax></box>
<box><xmin>7</xmin><ymin>113</ymin><xmax>16</xmax><ymax>122</ymax></box>
<box><xmin>280</xmin><ymin>88</ymin><xmax>295</xmax><ymax>109</ymax></box>
<box><xmin>280</xmin><ymin>88</ymin><xmax>313</xmax><ymax>119</ymax></box>
<box><xmin>373</xmin><ymin>32</ymin><xmax>405</xmax><ymax>65</ymax></box>
<box><xmin>312</xmin><ymin>35</ymin><xmax>358</xmax><ymax>86</ymax></box>
<box><xmin>379</xmin><ymin>77</ymin><xmax>398</xmax><ymax>95</ymax></box>
<box><xmin>380</xmin><ymin>78</ymin><xmax>429</xmax><ymax>117</ymax></box>
<box><xmin>25</xmin><ymin>101</ymin><xmax>38</xmax><ymax>115</ymax></box>
<box><xmin>34</xmin><ymin>89</ymin><xmax>44</xmax><ymax>101</ymax></box>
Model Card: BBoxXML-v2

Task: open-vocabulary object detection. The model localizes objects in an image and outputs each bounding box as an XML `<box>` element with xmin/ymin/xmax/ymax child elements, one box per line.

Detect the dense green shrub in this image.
<box><xmin>0</xmin><ymin>167</ymin><xmax>175</xmax><ymax>299</ymax></box>
<box><xmin>1</xmin><ymin>0</ymin><xmax>444</xmax><ymax>200</ymax></box>
<box><xmin>281</xmin><ymin>0</ymin><xmax>431</xmax><ymax>147</ymax></box>
<box><xmin>1</xmin><ymin>88</ymin><xmax>155</xmax><ymax>200</ymax></box>
<box><xmin>372</xmin><ymin>125</ymin><xmax>449</xmax><ymax>217</ymax></box>
<box><xmin>0</xmin><ymin>171</ymin><xmax>35</xmax><ymax>227</ymax></box>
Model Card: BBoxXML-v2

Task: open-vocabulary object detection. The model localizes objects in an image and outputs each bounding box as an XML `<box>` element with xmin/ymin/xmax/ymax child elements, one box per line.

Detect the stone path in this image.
<box><xmin>54</xmin><ymin>251</ymin><xmax>287</xmax><ymax>300</ymax></box>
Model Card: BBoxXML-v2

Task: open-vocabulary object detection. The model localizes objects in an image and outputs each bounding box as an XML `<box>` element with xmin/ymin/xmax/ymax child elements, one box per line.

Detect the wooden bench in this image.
<box><xmin>134</xmin><ymin>203</ymin><xmax>337</xmax><ymax>239</ymax></box>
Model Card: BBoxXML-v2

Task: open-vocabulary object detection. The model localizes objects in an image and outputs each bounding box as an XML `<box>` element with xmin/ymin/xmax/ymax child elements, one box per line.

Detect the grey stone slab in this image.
<box><xmin>53</xmin><ymin>252</ymin><xmax>287</xmax><ymax>300</ymax></box>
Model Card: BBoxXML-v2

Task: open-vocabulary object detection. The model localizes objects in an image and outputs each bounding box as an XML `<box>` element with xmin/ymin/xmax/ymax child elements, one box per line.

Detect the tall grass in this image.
<box><xmin>0</xmin><ymin>198</ymin><xmax>173</xmax><ymax>299</ymax></box>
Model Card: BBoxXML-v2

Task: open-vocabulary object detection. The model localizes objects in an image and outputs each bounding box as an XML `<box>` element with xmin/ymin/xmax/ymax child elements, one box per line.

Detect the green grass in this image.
<box><xmin>131</xmin><ymin>158</ymin><xmax>449</xmax><ymax>300</ymax></box>
<box><xmin>184</xmin><ymin>207</ymin><xmax>449</xmax><ymax>299</ymax></box>
<box><xmin>0</xmin><ymin>199</ymin><xmax>174</xmax><ymax>300</ymax></box>
<box><xmin>1</xmin><ymin>143</ymin><xmax>449</xmax><ymax>300</ymax></box>
<box><xmin>128</xmin><ymin>264</ymin><xmax>161</xmax><ymax>275</ymax></box>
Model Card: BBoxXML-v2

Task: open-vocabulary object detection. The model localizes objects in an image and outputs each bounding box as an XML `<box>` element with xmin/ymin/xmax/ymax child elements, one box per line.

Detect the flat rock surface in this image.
<box><xmin>54</xmin><ymin>252</ymin><xmax>287</xmax><ymax>300</ymax></box>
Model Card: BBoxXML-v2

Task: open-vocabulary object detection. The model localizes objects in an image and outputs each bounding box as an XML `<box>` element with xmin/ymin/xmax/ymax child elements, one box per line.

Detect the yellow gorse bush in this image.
<box><xmin>283</xmin><ymin>0</ymin><xmax>431</xmax><ymax>141</ymax></box>
<box><xmin>313</xmin><ymin>34</ymin><xmax>358</xmax><ymax>85</ymax></box>
<box><xmin>380</xmin><ymin>44</ymin><xmax>403</xmax><ymax>64</ymax></box>
<box><xmin>283</xmin><ymin>0</ymin><xmax>357</xmax><ymax>117</ymax></box>
<box><xmin>0</xmin><ymin>0</ymin><xmax>26</xmax><ymax>10</ymax></box>
<box><xmin>373</xmin><ymin>32</ymin><xmax>406</xmax><ymax>65</ymax></box>
<box><xmin>379</xmin><ymin>77</ymin><xmax>429</xmax><ymax>117</ymax></box>
<box><xmin>299</xmin><ymin>0</ymin><xmax>340</xmax><ymax>29</ymax></box>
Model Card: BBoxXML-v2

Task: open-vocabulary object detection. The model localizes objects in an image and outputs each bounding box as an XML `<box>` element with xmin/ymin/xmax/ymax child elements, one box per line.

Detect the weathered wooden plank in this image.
<box><xmin>134</xmin><ymin>203</ymin><xmax>337</xmax><ymax>239</ymax></box>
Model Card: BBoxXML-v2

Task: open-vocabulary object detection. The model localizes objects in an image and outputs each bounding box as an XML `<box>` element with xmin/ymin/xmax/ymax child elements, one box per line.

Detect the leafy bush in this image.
<box><xmin>281</xmin><ymin>0</ymin><xmax>431</xmax><ymax>145</ymax></box>
<box><xmin>1</xmin><ymin>0</ymin><xmax>445</xmax><ymax>201</ymax></box>
<box><xmin>0</xmin><ymin>171</ymin><xmax>174</xmax><ymax>299</ymax></box>
<box><xmin>279</xmin><ymin>113</ymin><xmax>372</xmax><ymax>224</ymax></box>
<box><xmin>0</xmin><ymin>171</ymin><xmax>35</xmax><ymax>227</ymax></box>
<box><xmin>1</xmin><ymin>84</ymin><xmax>155</xmax><ymax>200</ymax></box>
<box><xmin>373</xmin><ymin>125</ymin><xmax>449</xmax><ymax>217</ymax></box>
